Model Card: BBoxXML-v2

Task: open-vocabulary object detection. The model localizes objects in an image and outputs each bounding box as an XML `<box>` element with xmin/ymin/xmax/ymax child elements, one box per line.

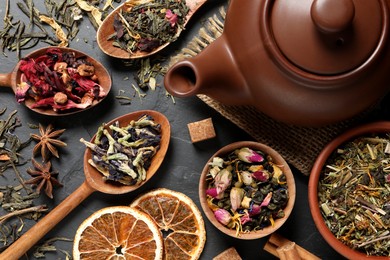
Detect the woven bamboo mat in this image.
<box><xmin>168</xmin><ymin>7</ymin><xmax>382</xmax><ymax>175</ymax></box>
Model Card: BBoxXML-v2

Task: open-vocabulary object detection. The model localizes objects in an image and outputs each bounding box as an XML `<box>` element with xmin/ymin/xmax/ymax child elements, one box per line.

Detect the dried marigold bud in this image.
<box><xmin>77</xmin><ymin>64</ymin><xmax>95</xmax><ymax>77</ymax></box>
<box><xmin>54</xmin><ymin>92</ymin><xmax>68</xmax><ymax>104</ymax></box>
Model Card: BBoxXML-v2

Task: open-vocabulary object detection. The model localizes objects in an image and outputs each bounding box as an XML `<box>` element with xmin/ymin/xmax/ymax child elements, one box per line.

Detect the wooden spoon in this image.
<box><xmin>0</xmin><ymin>110</ymin><xmax>171</xmax><ymax>260</ymax></box>
<box><xmin>97</xmin><ymin>0</ymin><xmax>208</xmax><ymax>59</ymax></box>
<box><xmin>0</xmin><ymin>47</ymin><xmax>111</xmax><ymax>116</ymax></box>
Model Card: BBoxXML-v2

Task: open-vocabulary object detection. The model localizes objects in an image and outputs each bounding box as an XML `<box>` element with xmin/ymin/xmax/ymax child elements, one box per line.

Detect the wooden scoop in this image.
<box><xmin>97</xmin><ymin>0</ymin><xmax>208</xmax><ymax>59</ymax></box>
<box><xmin>0</xmin><ymin>110</ymin><xmax>171</xmax><ymax>260</ymax></box>
<box><xmin>0</xmin><ymin>47</ymin><xmax>111</xmax><ymax>116</ymax></box>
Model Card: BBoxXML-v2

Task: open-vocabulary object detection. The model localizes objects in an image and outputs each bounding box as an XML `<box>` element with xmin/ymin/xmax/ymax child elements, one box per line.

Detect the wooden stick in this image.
<box><xmin>264</xmin><ymin>233</ymin><xmax>321</xmax><ymax>260</ymax></box>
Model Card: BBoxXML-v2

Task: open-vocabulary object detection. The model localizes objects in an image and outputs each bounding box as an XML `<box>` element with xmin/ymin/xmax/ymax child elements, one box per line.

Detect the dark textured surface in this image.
<box><xmin>0</xmin><ymin>1</ymin><xmax>346</xmax><ymax>259</ymax></box>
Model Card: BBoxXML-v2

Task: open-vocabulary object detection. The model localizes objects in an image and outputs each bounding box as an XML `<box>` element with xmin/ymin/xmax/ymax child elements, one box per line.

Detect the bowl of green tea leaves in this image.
<box><xmin>199</xmin><ymin>141</ymin><xmax>296</xmax><ymax>239</ymax></box>
<box><xmin>309</xmin><ymin>121</ymin><xmax>390</xmax><ymax>259</ymax></box>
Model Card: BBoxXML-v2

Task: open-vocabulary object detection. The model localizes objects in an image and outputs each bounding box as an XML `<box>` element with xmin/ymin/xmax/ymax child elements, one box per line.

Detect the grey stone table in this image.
<box><xmin>0</xmin><ymin>1</ymin><xmax>344</xmax><ymax>259</ymax></box>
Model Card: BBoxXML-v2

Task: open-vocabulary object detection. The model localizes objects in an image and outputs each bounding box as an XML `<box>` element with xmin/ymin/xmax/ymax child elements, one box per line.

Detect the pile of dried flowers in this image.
<box><xmin>16</xmin><ymin>48</ymin><xmax>107</xmax><ymax>113</ymax></box>
<box><xmin>205</xmin><ymin>147</ymin><xmax>289</xmax><ymax>236</ymax></box>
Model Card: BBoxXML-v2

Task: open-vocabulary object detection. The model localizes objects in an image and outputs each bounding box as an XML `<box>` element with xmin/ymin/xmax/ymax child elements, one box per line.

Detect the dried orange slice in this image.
<box><xmin>130</xmin><ymin>188</ymin><xmax>206</xmax><ymax>260</ymax></box>
<box><xmin>73</xmin><ymin>206</ymin><xmax>163</xmax><ymax>260</ymax></box>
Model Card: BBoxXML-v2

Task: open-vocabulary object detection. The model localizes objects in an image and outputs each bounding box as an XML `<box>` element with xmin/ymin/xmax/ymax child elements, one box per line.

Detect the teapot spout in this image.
<box><xmin>164</xmin><ymin>35</ymin><xmax>249</xmax><ymax>105</ymax></box>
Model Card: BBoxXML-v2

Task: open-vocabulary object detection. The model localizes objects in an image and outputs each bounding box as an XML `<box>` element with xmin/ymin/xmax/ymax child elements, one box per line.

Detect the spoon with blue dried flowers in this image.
<box><xmin>0</xmin><ymin>110</ymin><xmax>171</xmax><ymax>260</ymax></box>
<box><xmin>97</xmin><ymin>0</ymin><xmax>208</xmax><ymax>59</ymax></box>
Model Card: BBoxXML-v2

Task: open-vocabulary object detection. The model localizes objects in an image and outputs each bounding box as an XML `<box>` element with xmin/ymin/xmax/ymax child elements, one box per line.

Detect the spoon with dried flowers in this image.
<box><xmin>0</xmin><ymin>110</ymin><xmax>171</xmax><ymax>259</ymax></box>
<box><xmin>0</xmin><ymin>47</ymin><xmax>111</xmax><ymax>116</ymax></box>
<box><xmin>97</xmin><ymin>0</ymin><xmax>208</xmax><ymax>59</ymax></box>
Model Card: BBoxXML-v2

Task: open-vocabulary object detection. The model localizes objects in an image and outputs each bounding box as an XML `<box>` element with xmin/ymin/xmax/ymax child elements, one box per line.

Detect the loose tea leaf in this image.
<box><xmin>0</xmin><ymin>110</ymin><xmax>31</xmax><ymax>174</ymax></box>
<box><xmin>318</xmin><ymin>135</ymin><xmax>390</xmax><ymax>256</ymax></box>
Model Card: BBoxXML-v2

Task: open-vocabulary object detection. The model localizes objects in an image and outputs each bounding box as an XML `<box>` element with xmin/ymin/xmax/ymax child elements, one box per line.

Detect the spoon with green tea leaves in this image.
<box><xmin>0</xmin><ymin>110</ymin><xmax>171</xmax><ymax>260</ymax></box>
<box><xmin>0</xmin><ymin>47</ymin><xmax>111</xmax><ymax>116</ymax></box>
<box><xmin>97</xmin><ymin>0</ymin><xmax>207</xmax><ymax>59</ymax></box>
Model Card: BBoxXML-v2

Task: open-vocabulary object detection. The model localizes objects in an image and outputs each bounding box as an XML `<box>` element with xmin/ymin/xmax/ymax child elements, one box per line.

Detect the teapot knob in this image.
<box><xmin>311</xmin><ymin>0</ymin><xmax>355</xmax><ymax>33</ymax></box>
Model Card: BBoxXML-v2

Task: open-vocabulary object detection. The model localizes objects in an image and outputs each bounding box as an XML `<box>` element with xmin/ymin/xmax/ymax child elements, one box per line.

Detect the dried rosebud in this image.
<box><xmin>236</xmin><ymin>147</ymin><xmax>264</xmax><ymax>163</ymax></box>
<box><xmin>214</xmin><ymin>208</ymin><xmax>232</xmax><ymax>226</ymax></box>
<box><xmin>77</xmin><ymin>64</ymin><xmax>95</xmax><ymax>77</ymax></box>
<box><xmin>240</xmin><ymin>171</ymin><xmax>253</xmax><ymax>185</ymax></box>
<box><xmin>252</xmin><ymin>170</ymin><xmax>270</xmax><ymax>182</ymax></box>
<box><xmin>386</xmin><ymin>174</ymin><xmax>390</xmax><ymax>183</ymax></box>
<box><xmin>54</xmin><ymin>92</ymin><xmax>68</xmax><ymax>105</ymax></box>
<box><xmin>214</xmin><ymin>169</ymin><xmax>232</xmax><ymax>196</ymax></box>
<box><xmin>206</xmin><ymin>187</ymin><xmax>218</xmax><ymax>198</ymax></box>
<box><xmin>230</xmin><ymin>187</ymin><xmax>245</xmax><ymax>212</ymax></box>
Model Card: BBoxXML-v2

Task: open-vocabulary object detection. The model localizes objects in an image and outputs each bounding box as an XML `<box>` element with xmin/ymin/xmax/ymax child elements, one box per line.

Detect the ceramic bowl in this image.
<box><xmin>199</xmin><ymin>141</ymin><xmax>296</xmax><ymax>239</ymax></box>
<box><xmin>309</xmin><ymin>121</ymin><xmax>390</xmax><ymax>259</ymax></box>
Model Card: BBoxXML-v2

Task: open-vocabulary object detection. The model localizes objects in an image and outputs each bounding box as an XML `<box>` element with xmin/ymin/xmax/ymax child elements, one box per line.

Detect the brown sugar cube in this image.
<box><xmin>187</xmin><ymin>118</ymin><xmax>216</xmax><ymax>143</ymax></box>
<box><xmin>213</xmin><ymin>247</ymin><xmax>242</xmax><ymax>260</ymax></box>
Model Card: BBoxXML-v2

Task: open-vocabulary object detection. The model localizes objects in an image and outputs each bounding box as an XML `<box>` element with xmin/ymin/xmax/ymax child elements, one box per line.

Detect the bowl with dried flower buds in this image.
<box><xmin>199</xmin><ymin>141</ymin><xmax>296</xmax><ymax>239</ymax></box>
<box><xmin>309</xmin><ymin>121</ymin><xmax>390</xmax><ymax>259</ymax></box>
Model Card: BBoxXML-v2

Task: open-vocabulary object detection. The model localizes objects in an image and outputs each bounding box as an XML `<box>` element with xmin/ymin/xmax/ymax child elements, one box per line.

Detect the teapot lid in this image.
<box><xmin>269</xmin><ymin>0</ymin><xmax>386</xmax><ymax>75</ymax></box>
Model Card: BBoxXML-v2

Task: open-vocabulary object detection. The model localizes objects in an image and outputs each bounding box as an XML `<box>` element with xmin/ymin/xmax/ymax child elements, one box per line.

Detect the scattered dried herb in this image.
<box><xmin>32</xmin><ymin>237</ymin><xmax>72</xmax><ymax>259</ymax></box>
<box><xmin>30</xmin><ymin>123</ymin><xmax>67</xmax><ymax>162</ymax></box>
<box><xmin>0</xmin><ymin>110</ymin><xmax>32</xmax><ymax>174</ymax></box>
<box><xmin>205</xmin><ymin>147</ymin><xmax>289</xmax><ymax>236</ymax></box>
<box><xmin>80</xmin><ymin>114</ymin><xmax>162</xmax><ymax>185</ymax></box>
<box><xmin>24</xmin><ymin>159</ymin><xmax>63</xmax><ymax>199</ymax></box>
<box><xmin>0</xmin><ymin>0</ymin><xmax>124</xmax><ymax>56</ymax></box>
<box><xmin>16</xmin><ymin>48</ymin><xmax>107</xmax><ymax>113</ymax></box>
<box><xmin>109</xmin><ymin>0</ymin><xmax>189</xmax><ymax>53</ymax></box>
<box><xmin>318</xmin><ymin>135</ymin><xmax>390</xmax><ymax>256</ymax></box>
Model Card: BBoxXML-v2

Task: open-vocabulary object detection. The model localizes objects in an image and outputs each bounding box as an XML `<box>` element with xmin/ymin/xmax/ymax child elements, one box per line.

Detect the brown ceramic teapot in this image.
<box><xmin>164</xmin><ymin>0</ymin><xmax>390</xmax><ymax>126</ymax></box>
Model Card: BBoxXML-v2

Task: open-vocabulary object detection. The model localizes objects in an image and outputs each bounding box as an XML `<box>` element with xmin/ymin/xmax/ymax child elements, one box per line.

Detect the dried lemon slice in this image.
<box><xmin>73</xmin><ymin>206</ymin><xmax>163</xmax><ymax>260</ymax></box>
<box><xmin>131</xmin><ymin>188</ymin><xmax>206</xmax><ymax>260</ymax></box>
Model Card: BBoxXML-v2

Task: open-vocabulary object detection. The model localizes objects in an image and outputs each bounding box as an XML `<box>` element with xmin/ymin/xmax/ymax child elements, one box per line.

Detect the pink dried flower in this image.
<box><xmin>260</xmin><ymin>192</ymin><xmax>273</xmax><ymax>207</ymax></box>
<box><xmin>240</xmin><ymin>213</ymin><xmax>252</xmax><ymax>225</ymax></box>
<box><xmin>165</xmin><ymin>9</ymin><xmax>178</xmax><ymax>27</ymax></box>
<box><xmin>236</xmin><ymin>147</ymin><xmax>264</xmax><ymax>163</ymax></box>
<box><xmin>206</xmin><ymin>187</ymin><xmax>218</xmax><ymax>198</ymax></box>
<box><xmin>252</xmin><ymin>170</ymin><xmax>270</xmax><ymax>182</ymax></box>
<box><xmin>214</xmin><ymin>208</ymin><xmax>232</xmax><ymax>226</ymax></box>
<box><xmin>214</xmin><ymin>169</ymin><xmax>232</xmax><ymax>196</ymax></box>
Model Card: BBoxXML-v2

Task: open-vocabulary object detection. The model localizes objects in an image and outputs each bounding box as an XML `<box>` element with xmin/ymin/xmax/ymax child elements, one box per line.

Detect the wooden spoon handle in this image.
<box><xmin>0</xmin><ymin>73</ymin><xmax>12</xmax><ymax>88</ymax></box>
<box><xmin>0</xmin><ymin>181</ymin><xmax>95</xmax><ymax>260</ymax></box>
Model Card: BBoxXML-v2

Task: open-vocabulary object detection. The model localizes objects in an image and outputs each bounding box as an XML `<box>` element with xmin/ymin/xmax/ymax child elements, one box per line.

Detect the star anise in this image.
<box><xmin>31</xmin><ymin>124</ymin><xmax>67</xmax><ymax>162</ymax></box>
<box><xmin>25</xmin><ymin>159</ymin><xmax>63</xmax><ymax>199</ymax></box>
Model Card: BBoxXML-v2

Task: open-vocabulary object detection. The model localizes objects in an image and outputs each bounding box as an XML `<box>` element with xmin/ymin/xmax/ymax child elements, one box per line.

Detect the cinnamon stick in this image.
<box><xmin>264</xmin><ymin>233</ymin><xmax>321</xmax><ymax>260</ymax></box>
<box><xmin>276</xmin><ymin>242</ymin><xmax>301</xmax><ymax>260</ymax></box>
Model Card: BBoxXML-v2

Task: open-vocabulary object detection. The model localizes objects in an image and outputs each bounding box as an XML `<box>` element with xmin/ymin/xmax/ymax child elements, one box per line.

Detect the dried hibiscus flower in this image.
<box><xmin>16</xmin><ymin>48</ymin><xmax>107</xmax><ymax>113</ymax></box>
